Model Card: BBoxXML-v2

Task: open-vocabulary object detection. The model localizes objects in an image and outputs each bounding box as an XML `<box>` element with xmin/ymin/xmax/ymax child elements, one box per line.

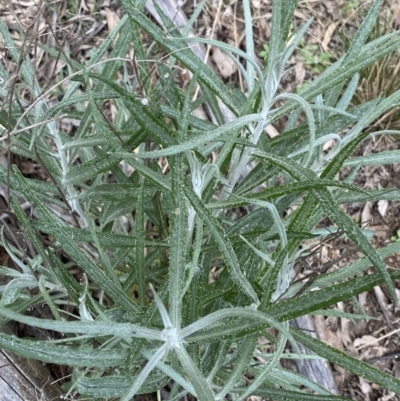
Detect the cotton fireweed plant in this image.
<box><xmin>1</xmin><ymin>0</ymin><xmax>400</xmax><ymax>399</ymax></box>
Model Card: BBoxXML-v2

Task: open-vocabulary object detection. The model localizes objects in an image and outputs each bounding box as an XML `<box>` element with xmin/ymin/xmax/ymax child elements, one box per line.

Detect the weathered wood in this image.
<box><xmin>0</xmin><ymin>326</ymin><xmax>64</xmax><ymax>401</ymax></box>
<box><xmin>291</xmin><ymin>315</ymin><xmax>340</xmax><ymax>395</ymax></box>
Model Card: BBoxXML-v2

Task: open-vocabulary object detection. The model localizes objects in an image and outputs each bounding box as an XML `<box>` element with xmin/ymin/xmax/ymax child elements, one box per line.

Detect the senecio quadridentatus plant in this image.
<box><xmin>0</xmin><ymin>283</ymin><xmax>297</xmax><ymax>401</ymax></box>
<box><xmin>0</xmin><ymin>34</ymin><xmax>90</xmax><ymax>227</ymax></box>
<box><xmin>2</xmin><ymin>0</ymin><xmax>400</xmax><ymax>400</ymax></box>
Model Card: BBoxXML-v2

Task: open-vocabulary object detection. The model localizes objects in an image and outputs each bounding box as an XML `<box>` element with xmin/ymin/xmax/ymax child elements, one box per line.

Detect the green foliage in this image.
<box><xmin>0</xmin><ymin>0</ymin><xmax>400</xmax><ymax>400</ymax></box>
<box><xmin>341</xmin><ymin>0</ymin><xmax>364</xmax><ymax>17</ymax></box>
<box><xmin>299</xmin><ymin>42</ymin><xmax>333</xmax><ymax>74</ymax></box>
<box><xmin>259</xmin><ymin>43</ymin><xmax>270</xmax><ymax>61</ymax></box>
<box><xmin>390</xmin><ymin>228</ymin><xmax>400</xmax><ymax>242</ymax></box>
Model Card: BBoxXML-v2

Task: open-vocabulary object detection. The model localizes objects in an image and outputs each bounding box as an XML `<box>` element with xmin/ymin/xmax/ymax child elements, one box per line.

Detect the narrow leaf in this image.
<box><xmin>291</xmin><ymin>326</ymin><xmax>400</xmax><ymax>395</ymax></box>
<box><xmin>0</xmin><ymin>332</ymin><xmax>127</xmax><ymax>367</ymax></box>
<box><xmin>183</xmin><ymin>183</ymin><xmax>259</xmax><ymax>305</ymax></box>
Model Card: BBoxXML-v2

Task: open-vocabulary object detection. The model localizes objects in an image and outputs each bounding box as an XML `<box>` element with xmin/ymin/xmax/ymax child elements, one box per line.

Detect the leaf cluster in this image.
<box><xmin>0</xmin><ymin>0</ymin><xmax>400</xmax><ymax>400</ymax></box>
